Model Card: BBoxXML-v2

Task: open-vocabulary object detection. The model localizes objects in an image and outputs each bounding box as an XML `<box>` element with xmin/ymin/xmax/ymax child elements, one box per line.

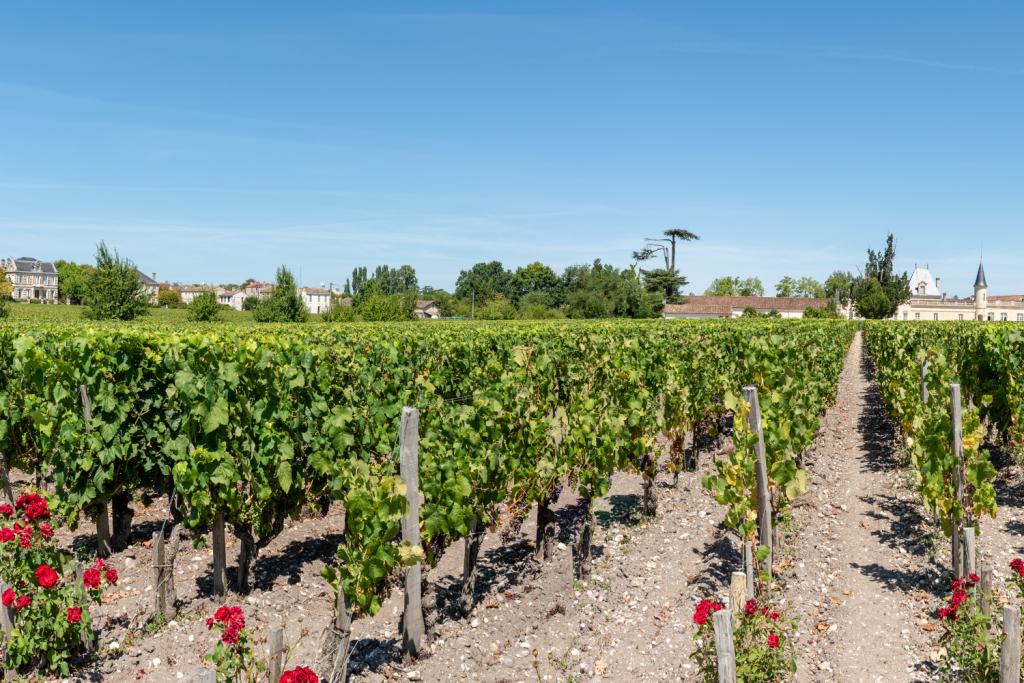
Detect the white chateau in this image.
<box><xmin>3</xmin><ymin>257</ymin><xmax>59</xmax><ymax>302</ymax></box>
<box><xmin>894</xmin><ymin>261</ymin><xmax>1024</xmax><ymax>322</ymax></box>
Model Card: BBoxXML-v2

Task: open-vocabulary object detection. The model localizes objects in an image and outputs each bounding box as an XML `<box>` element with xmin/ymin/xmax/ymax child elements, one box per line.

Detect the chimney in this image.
<box><xmin>935</xmin><ymin>277</ymin><xmax>940</xmax><ymax>291</ymax></box>
<box><xmin>152</xmin><ymin>272</ymin><xmax>156</xmax><ymax>282</ymax></box>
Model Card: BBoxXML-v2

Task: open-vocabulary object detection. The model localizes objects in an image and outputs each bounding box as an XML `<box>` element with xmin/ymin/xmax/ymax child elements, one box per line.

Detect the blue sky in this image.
<box><xmin>2</xmin><ymin>3</ymin><xmax>1022</xmax><ymax>296</ymax></box>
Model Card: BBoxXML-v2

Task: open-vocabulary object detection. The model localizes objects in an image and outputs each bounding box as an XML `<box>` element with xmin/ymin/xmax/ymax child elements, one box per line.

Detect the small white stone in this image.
<box><xmin>557</xmin><ymin>543</ymin><xmax>566</xmax><ymax>550</ymax></box>
<box><xmin>406</xmin><ymin>671</ymin><xmax>422</xmax><ymax>680</ymax></box>
<box><xmin>153</xmin><ymin>658</ymin><xmax>161</xmax><ymax>667</ymax></box>
<box><xmin>145</xmin><ymin>585</ymin><xmax>152</xmax><ymax>592</ymax></box>
<box><xmin>571</xmin><ymin>648</ymin><xmax>580</xmax><ymax>656</ymax></box>
<box><xmin>109</xmin><ymin>641</ymin><xmax>120</xmax><ymax>650</ymax></box>
<box><xmin>384</xmin><ymin>631</ymin><xmax>393</xmax><ymax>638</ymax></box>
<box><xmin>470</xmin><ymin>618</ymin><xmax>480</xmax><ymax>628</ymax></box>
<box><xmin>177</xmin><ymin>673</ymin><xmax>184</xmax><ymax>679</ymax></box>
<box><xmin>168</xmin><ymin>620</ymin><xmax>178</xmax><ymax>628</ymax></box>
<box><xmin>520</xmin><ymin>642</ymin><xmax>531</xmax><ymax>649</ymax></box>
<box><xmin>189</xmin><ymin>635</ymin><xmax>194</xmax><ymax>642</ymax></box>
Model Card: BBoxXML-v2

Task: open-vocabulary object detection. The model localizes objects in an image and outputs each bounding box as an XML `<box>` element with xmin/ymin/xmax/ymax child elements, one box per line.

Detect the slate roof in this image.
<box><xmin>975</xmin><ymin>261</ymin><xmax>988</xmax><ymax>288</ymax></box>
<box><xmin>10</xmin><ymin>257</ymin><xmax>58</xmax><ymax>274</ymax></box>
<box><xmin>416</xmin><ymin>300</ymin><xmax>438</xmax><ymax>309</ymax></box>
<box><xmin>137</xmin><ymin>270</ymin><xmax>157</xmax><ymax>286</ymax></box>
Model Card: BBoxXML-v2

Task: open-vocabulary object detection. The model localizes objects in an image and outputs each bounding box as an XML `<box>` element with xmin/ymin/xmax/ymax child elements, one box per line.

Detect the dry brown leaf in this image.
<box><xmin>859</xmin><ymin>521</ymin><xmax>870</xmax><ymax>530</ymax></box>
<box><xmin>914</xmin><ymin>590</ymin><xmax>928</xmax><ymax>601</ymax></box>
<box><xmin>485</xmin><ymin>600</ymin><xmax>499</xmax><ymax>609</ymax></box>
<box><xmin>812</xmin><ymin>609</ymin><xmax>819</xmax><ymax>617</ymax></box>
<box><xmin>842</xmin><ymin>590</ymin><xmax>851</xmax><ymax>596</ymax></box>
<box><xmin>817</xmin><ymin>622</ymin><xmax>829</xmax><ymax>632</ymax></box>
<box><xmin>807</xmin><ymin>651</ymin><xmax>817</xmax><ymax>659</ymax></box>
<box><xmin>142</xmin><ymin>539</ymin><xmax>153</xmax><ymax>549</ymax></box>
<box><xmin>595</xmin><ymin>660</ymin><xmax>608</xmax><ymax>676</ymax></box>
<box><xmin>667</xmin><ymin>604</ymin><xmax>676</xmax><ymax>612</ymax></box>
<box><xmin>829</xmin><ymin>598</ymin><xmax>842</xmax><ymax>605</ymax></box>
<box><xmin>922</xmin><ymin>624</ymin><xmax>936</xmax><ymax>632</ymax></box>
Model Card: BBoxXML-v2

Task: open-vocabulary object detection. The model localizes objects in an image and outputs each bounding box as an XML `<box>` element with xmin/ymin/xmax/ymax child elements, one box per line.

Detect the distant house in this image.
<box><xmin>178</xmin><ymin>285</ymin><xmax>216</xmax><ymax>305</ymax></box>
<box><xmin>415</xmin><ymin>300</ymin><xmax>441</xmax><ymax>318</ymax></box>
<box><xmin>3</xmin><ymin>257</ymin><xmax>59</xmax><ymax>302</ymax></box>
<box><xmin>300</xmin><ymin>287</ymin><xmax>332</xmax><ymax>314</ymax></box>
<box><xmin>137</xmin><ymin>271</ymin><xmax>159</xmax><ymax>304</ymax></box>
<box><xmin>662</xmin><ymin>296</ymin><xmax>829</xmax><ymax>319</ymax></box>
<box><xmin>216</xmin><ymin>289</ymin><xmax>245</xmax><ymax>311</ymax></box>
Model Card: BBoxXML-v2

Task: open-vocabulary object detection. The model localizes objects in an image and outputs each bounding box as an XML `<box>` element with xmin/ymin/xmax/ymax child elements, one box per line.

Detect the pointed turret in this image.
<box><xmin>974</xmin><ymin>261</ymin><xmax>988</xmax><ymax>288</ymax></box>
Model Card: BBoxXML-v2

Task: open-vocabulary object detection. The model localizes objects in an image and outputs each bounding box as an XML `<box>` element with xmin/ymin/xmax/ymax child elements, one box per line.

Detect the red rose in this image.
<box><xmin>950</xmin><ymin>589</ymin><xmax>967</xmax><ymax>609</ymax></box>
<box><xmin>1</xmin><ymin>588</ymin><xmax>14</xmax><ymax>606</ymax></box>
<box><xmin>15</xmin><ymin>493</ymin><xmax>43</xmax><ymax>510</ymax></box>
<box><xmin>1012</xmin><ymin>559</ymin><xmax>1024</xmax><ymax>578</ymax></box>
<box><xmin>105</xmin><ymin>569</ymin><xmax>118</xmax><ymax>585</ymax></box>
<box><xmin>744</xmin><ymin>599</ymin><xmax>758</xmax><ymax>617</ymax></box>
<box><xmin>83</xmin><ymin>568</ymin><xmax>101</xmax><ymax>589</ymax></box>
<box><xmin>769</xmin><ymin>611</ymin><xmax>780</xmax><ymax>621</ymax></box>
<box><xmin>0</xmin><ymin>503</ymin><xmax>12</xmax><ymax>516</ymax></box>
<box><xmin>68</xmin><ymin>607</ymin><xmax>83</xmax><ymax>622</ymax></box>
<box><xmin>36</xmin><ymin>565</ymin><xmax>59</xmax><ymax>589</ymax></box>
<box><xmin>969</xmin><ymin>573</ymin><xmax>980</xmax><ymax>584</ymax></box>
<box><xmin>281</xmin><ymin>667</ymin><xmax>318</xmax><ymax>683</ymax></box>
<box><xmin>23</xmin><ymin>500</ymin><xmax>50</xmax><ymax>522</ymax></box>
<box><xmin>221</xmin><ymin>629</ymin><xmax>239</xmax><ymax>646</ymax></box>
<box><xmin>693</xmin><ymin>599</ymin><xmax>723</xmax><ymax>626</ymax></box>
<box><xmin>768</xmin><ymin>633</ymin><xmax>780</xmax><ymax>649</ymax></box>
<box><xmin>15</xmin><ymin>595</ymin><xmax>31</xmax><ymax>611</ymax></box>
<box><xmin>0</xmin><ymin>527</ymin><xmax>13</xmax><ymax>542</ymax></box>
<box><xmin>19</xmin><ymin>531</ymin><xmax>31</xmax><ymax>549</ymax></box>
<box><xmin>206</xmin><ymin>617</ymin><xmax>215</xmax><ymax>630</ymax></box>
<box><xmin>39</xmin><ymin>522</ymin><xmax>54</xmax><ymax>539</ymax></box>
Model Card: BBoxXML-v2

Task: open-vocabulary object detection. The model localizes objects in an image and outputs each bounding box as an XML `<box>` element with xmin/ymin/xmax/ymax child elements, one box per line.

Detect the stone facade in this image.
<box><xmin>3</xmin><ymin>257</ymin><xmax>59</xmax><ymax>302</ymax></box>
<box><xmin>892</xmin><ymin>262</ymin><xmax>1024</xmax><ymax>322</ymax></box>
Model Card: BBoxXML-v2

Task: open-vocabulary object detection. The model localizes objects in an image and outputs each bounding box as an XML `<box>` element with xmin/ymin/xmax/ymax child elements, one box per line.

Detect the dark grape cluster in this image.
<box><xmin>499</xmin><ymin>502</ymin><xmax>531</xmax><ymax>544</ymax></box>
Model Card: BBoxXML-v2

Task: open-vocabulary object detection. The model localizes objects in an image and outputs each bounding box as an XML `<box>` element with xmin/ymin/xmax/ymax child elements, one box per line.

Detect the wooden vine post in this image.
<box><xmin>1001</xmin><ymin>605</ymin><xmax>1021</xmax><ymax>683</ymax></box>
<box><xmin>713</xmin><ymin>609</ymin><xmax>737</xmax><ymax>683</ymax></box>
<box><xmin>1</xmin><ymin>579</ymin><xmax>14</xmax><ymax>679</ymax></box>
<box><xmin>981</xmin><ymin>565</ymin><xmax>994</xmax><ymax>616</ymax></box>
<box><xmin>81</xmin><ymin>385</ymin><xmax>112</xmax><ymax>559</ymax></box>
<box><xmin>212</xmin><ymin>510</ymin><xmax>227</xmax><ymax>598</ymax></box>
<box><xmin>268</xmin><ymin>626</ymin><xmax>284</xmax><ymax>683</ymax></box>
<box><xmin>744</xmin><ymin>541</ymin><xmax>755</xmax><ymax>600</ymax></box>
<box><xmin>74</xmin><ymin>562</ymin><xmax>97</xmax><ymax>652</ymax></box>
<box><xmin>950</xmin><ymin>384</ymin><xmax>965</xmax><ymax>579</ymax></box>
<box><xmin>729</xmin><ymin>572</ymin><xmax>745</xmax><ymax>614</ymax></box>
<box><xmin>195</xmin><ymin>667</ymin><xmax>217</xmax><ymax>683</ymax></box>
<box><xmin>0</xmin><ymin>452</ymin><xmax>14</xmax><ymax>506</ymax></box>
<box><xmin>742</xmin><ymin>386</ymin><xmax>772</xmax><ymax>582</ymax></box>
<box><xmin>921</xmin><ymin>359</ymin><xmax>929</xmax><ymax>405</ymax></box>
<box><xmin>152</xmin><ymin>531</ymin><xmax>167</xmax><ymax>619</ymax></box>
<box><xmin>399</xmin><ymin>407</ymin><xmax>425</xmax><ymax>661</ymax></box>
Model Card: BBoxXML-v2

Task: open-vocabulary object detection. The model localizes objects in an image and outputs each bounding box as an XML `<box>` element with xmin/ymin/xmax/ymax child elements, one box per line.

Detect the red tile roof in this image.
<box><xmin>663</xmin><ymin>296</ymin><xmax>829</xmax><ymax>316</ymax></box>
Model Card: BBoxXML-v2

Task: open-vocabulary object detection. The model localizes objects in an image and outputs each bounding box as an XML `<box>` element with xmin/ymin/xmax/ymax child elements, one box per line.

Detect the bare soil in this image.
<box><xmin>8</xmin><ymin>330</ymin><xmax>1024</xmax><ymax>683</ymax></box>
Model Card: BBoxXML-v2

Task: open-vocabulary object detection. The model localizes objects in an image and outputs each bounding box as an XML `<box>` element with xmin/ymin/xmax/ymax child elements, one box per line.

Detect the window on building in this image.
<box><xmin>988</xmin><ymin>313</ymin><xmax>994</xmax><ymax>321</ymax></box>
<box><xmin>914</xmin><ymin>313</ymin><xmax>920</xmax><ymax>320</ymax></box>
<box><xmin>1018</xmin><ymin>314</ymin><xmax>1024</xmax><ymax>322</ymax></box>
<box><xmin>958</xmin><ymin>314</ymin><xmax>964</xmax><ymax>321</ymax></box>
<box><xmin>933</xmin><ymin>313</ymin><xmax>939</xmax><ymax>321</ymax></box>
<box><xmin>1002</xmin><ymin>313</ymin><xmax>1008</xmax><ymax>321</ymax></box>
<box><xmin>902</xmin><ymin>313</ymin><xmax>908</xmax><ymax>320</ymax></box>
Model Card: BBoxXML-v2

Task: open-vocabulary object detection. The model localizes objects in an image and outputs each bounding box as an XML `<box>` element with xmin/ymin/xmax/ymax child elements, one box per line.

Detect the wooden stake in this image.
<box><xmin>981</xmin><ymin>566</ymin><xmax>994</xmax><ymax>617</ymax></box>
<box><xmin>0</xmin><ymin>453</ymin><xmax>14</xmax><ymax>506</ymax></box>
<box><xmin>744</xmin><ymin>541</ymin><xmax>754</xmax><ymax>600</ymax></box>
<box><xmin>269</xmin><ymin>626</ymin><xmax>285</xmax><ymax>683</ymax></box>
<box><xmin>212</xmin><ymin>510</ymin><xmax>227</xmax><ymax>598</ymax></box>
<box><xmin>964</xmin><ymin>526</ymin><xmax>976</xmax><ymax>577</ymax></box>
<box><xmin>742</xmin><ymin>386</ymin><xmax>772</xmax><ymax>579</ymax></box>
<box><xmin>0</xmin><ymin>581</ymin><xmax>12</xmax><ymax>680</ymax></box>
<box><xmin>729</xmin><ymin>572</ymin><xmax>746</xmax><ymax>615</ymax></box>
<box><xmin>195</xmin><ymin>668</ymin><xmax>217</xmax><ymax>683</ymax></box>
<box><xmin>1001</xmin><ymin>605</ymin><xmax>1020</xmax><ymax>683</ymax></box>
<box><xmin>399</xmin><ymin>407</ymin><xmax>425</xmax><ymax>660</ymax></box>
<box><xmin>921</xmin><ymin>359</ymin><xmax>929</xmax><ymax>405</ymax></box>
<box><xmin>153</xmin><ymin>531</ymin><xmax>166</xmax><ymax>619</ymax></box>
<box><xmin>75</xmin><ymin>563</ymin><xmax>96</xmax><ymax>652</ymax></box>
<box><xmin>713</xmin><ymin>609</ymin><xmax>737</xmax><ymax>683</ymax></box>
<box><xmin>95</xmin><ymin>498</ymin><xmax>112</xmax><ymax>559</ymax></box>
<box><xmin>460</xmin><ymin>519</ymin><xmax>483</xmax><ymax>618</ymax></box>
<box><xmin>951</xmin><ymin>384</ymin><xmax>965</xmax><ymax>579</ymax></box>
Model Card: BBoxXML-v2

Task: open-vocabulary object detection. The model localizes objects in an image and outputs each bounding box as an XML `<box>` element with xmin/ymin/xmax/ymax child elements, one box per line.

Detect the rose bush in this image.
<box><xmin>690</xmin><ymin>597</ymin><xmax>796</xmax><ymax>682</ymax></box>
<box><xmin>203</xmin><ymin>605</ymin><xmax>312</xmax><ymax>683</ymax></box>
<box><xmin>0</xmin><ymin>493</ymin><xmax>114</xmax><ymax>674</ymax></box>
<box><xmin>936</xmin><ymin>573</ymin><xmax>998</xmax><ymax>683</ymax></box>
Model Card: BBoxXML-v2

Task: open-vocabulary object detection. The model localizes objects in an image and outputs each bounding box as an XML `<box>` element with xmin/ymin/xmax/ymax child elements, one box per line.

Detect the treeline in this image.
<box><xmin>341</xmin><ymin>259</ymin><xmax>678</xmax><ymax>321</ymax></box>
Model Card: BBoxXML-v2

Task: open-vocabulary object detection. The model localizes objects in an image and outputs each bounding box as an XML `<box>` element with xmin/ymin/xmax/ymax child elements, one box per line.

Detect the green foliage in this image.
<box><xmin>803</xmin><ymin>301</ymin><xmax>840</xmax><ymax>319</ymax></box>
<box><xmin>158</xmin><ymin>289</ymin><xmax>182</xmax><ymax>308</ymax></box>
<box><xmin>357</xmin><ymin>288</ymin><xmax>415</xmax><ymax>322</ymax></box>
<box><xmin>775</xmin><ymin>276</ymin><xmax>822</xmax><ymax>298</ymax></box>
<box><xmin>242</xmin><ymin>296</ymin><xmax>259</xmax><ymax>311</ymax></box>
<box><xmin>518</xmin><ymin>303</ymin><xmax>565</xmax><ymax>320</ymax></box>
<box><xmin>856</xmin><ymin>279</ymin><xmax>891</xmax><ymax>319</ymax></box>
<box><xmin>640</xmin><ymin>268</ymin><xmax>688</xmax><ymax>303</ymax></box>
<box><xmin>0</xmin><ymin>317</ymin><xmax>858</xmax><ymax>619</ymax></box>
<box><xmin>454</xmin><ymin>261</ymin><xmax>513</xmax><ymax>302</ymax></box>
<box><xmin>252</xmin><ymin>266</ymin><xmax>308</xmax><ymax>323</ymax></box>
<box><xmin>188</xmin><ymin>291</ymin><xmax>222</xmax><ymax>322</ymax></box>
<box><xmin>858</xmin><ymin>233</ymin><xmax>911</xmax><ymax>317</ymax></box>
<box><xmin>82</xmin><ymin>242</ymin><xmax>149</xmax><ymax>321</ymax></box>
<box><xmin>371</xmin><ymin>264</ymin><xmax>418</xmax><ymax>295</ymax></box>
<box><xmin>740</xmin><ymin>306</ymin><xmax>760</xmax><ymax>318</ymax></box>
<box><xmin>52</xmin><ymin>260</ymin><xmax>90</xmax><ymax>304</ymax></box>
<box><xmin>705</xmin><ymin>276</ymin><xmax>764</xmax><ymax>297</ymax></box>
<box><xmin>824</xmin><ymin>270</ymin><xmax>856</xmax><ymax>309</ymax></box>
<box><xmin>475</xmin><ymin>294</ymin><xmax>518</xmax><ymax>320</ymax></box>
<box><xmin>509</xmin><ymin>262</ymin><xmax>560</xmax><ymax>306</ymax></box>
<box><xmin>321</xmin><ymin>303</ymin><xmax>360</xmax><ymax>322</ymax></box>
